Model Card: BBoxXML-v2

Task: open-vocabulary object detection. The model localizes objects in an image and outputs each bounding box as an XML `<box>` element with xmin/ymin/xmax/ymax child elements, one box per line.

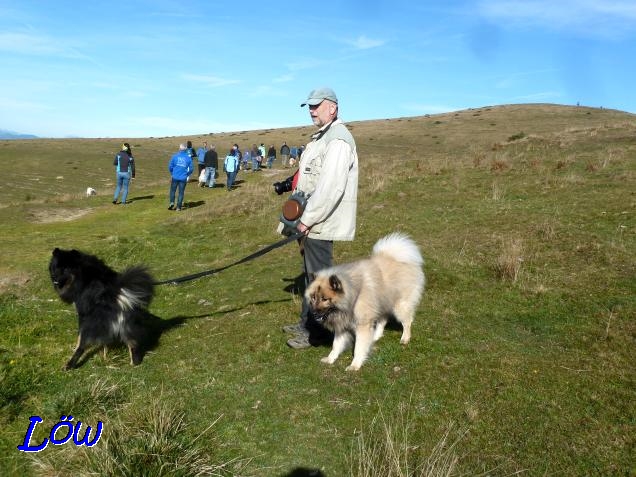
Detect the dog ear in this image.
<box><xmin>308</xmin><ymin>272</ymin><xmax>316</xmax><ymax>283</ymax></box>
<box><xmin>329</xmin><ymin>274</ymin><xmax>343</xmax><ymax>293</ymax></box>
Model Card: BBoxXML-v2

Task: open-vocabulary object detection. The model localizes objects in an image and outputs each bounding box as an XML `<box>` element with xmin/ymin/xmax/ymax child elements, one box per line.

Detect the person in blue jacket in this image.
<box><xmin>223</xmin><ymin>149</ymin><xmax>239</xmax><ymax>191</ymax></box>
<box><xmin>168</xmin><ymin>144</ymin><xmax>194</xmax><ymax>211</ymax></box>
<box><xmin>196</xmin><ymin>141</ymin><xmax>208</xmax><ymax>178</ymax></box>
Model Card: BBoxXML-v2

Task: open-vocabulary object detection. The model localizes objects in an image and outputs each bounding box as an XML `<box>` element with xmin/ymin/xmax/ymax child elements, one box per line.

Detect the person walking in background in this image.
<box><xmin>279</xmin><ymin>87</ymin><xmax>359</xmax><ymax>350</ymax></box>
<box><xmin>280</xmin><ymin>142</ymin><xmax>290</xmax><ymax>168</ymax></box>
<box><xmin>267</xmin><ymin>144</ymin><xmax>276</xmax><ymax>168</ymax></box>
<box><xmin>242</xmin><ymin>148</ymin><xmax>251</xmax><ymax>171</ymax></box>
<box><xmin>251</xmin><ymin>143</ymin><xmax>261</xmax><ymax>171</ymax></box>
<box><xmin>197</xmin><ymin>141</ymin><xmax>208</xmax><ymax>178</ymax></box>
<box><xmin>259</xmin><ymin>143</ymin><xmax>266</xmax><ymax>168</ymax></box>
<box><xmin>230</xmin><ymin>143</ymin><xmax>242</xmax><ymax>171</ymax></box>
<box><xmin>112</xmin><ymin>142</ymin><xmax>135</xmax><ymax>205</ymax></box>
<box><xmin>185</xmin><ymin>140</ymin><xmax>197</xmax><ymax>180</ymax></box>
<box><xmin>203</xmin><ymin>144</ymin><xmax>218</xmax><ymax>188</ymax></box>
<box><xmin>168</xmin><ymin>144</ymin><xmax>194</xmax><ymax>211</ymax></box>
<box><xmin>290</xmin><ymin>145</ymin><xmax>298</xmax><ymax>164</ymax></box>
<box><xmin>224</xmin><ymin>149</ymin><xmax>239</xmax><ymax>191</ymax></box>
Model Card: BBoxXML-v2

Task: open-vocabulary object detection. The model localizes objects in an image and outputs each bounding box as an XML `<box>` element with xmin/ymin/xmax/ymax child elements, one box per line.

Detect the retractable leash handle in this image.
<box><xmin>153</xmin><ymin>231</ymin><xmax>305</xmax><ymax>286</ymax></box>
<box><xmin>279</xmin><ymin>190</ymin><xmax>309</xmax><ymax>237</ymax></box>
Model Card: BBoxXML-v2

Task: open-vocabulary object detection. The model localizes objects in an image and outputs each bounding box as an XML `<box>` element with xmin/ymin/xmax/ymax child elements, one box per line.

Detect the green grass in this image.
<box><xmin>0</xmin><ymin>104</ymin><xmax>634</xmax><ymax>476</ymax></box>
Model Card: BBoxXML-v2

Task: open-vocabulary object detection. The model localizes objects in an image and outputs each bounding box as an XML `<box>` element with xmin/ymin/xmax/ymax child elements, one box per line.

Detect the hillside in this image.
<box><xmin>1</xmin><ymin>103</ymin><xmax>633</xmax><ymax>206</ymax></box>
<box><xmin>0</xmin><ymin>129</ymin><xmax>38</xmax><ymax>140</ymax></box>
<box><xmin>0</xmin><ymin>104</ymin><xmax>634</xmax><ymax>476</ymax></box>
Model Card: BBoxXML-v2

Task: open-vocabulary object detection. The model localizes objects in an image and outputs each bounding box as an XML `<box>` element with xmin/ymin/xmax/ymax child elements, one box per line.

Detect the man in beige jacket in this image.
<box><xmin>281</xmin><ymin>87</ymin><xmax>359</xmax><ymax>349</ymax></box>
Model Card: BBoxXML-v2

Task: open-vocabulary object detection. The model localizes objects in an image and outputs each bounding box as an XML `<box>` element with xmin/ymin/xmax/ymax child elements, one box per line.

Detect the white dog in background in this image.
<box><xmin>198</xmin><ymin>169</ymin><xmax>207</xmax><ymax>187</ymax></box>
<box><xmin>86</xmin><ymin>187</ymin><xmax>97</xmax><ymax>197</ymax></box>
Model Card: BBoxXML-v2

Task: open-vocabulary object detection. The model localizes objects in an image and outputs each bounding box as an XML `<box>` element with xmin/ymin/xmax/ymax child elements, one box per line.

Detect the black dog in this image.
<box><xmin>49</xmin><ymin>248</ymin><xmax>155</xmax><ymax>370</ymax></box>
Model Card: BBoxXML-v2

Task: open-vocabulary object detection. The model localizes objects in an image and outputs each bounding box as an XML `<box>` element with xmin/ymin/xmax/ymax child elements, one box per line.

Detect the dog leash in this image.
<box><xmin>153</xmin><ymin>232</ymin><xmax>304</xmax><ymax>286</ymax></box>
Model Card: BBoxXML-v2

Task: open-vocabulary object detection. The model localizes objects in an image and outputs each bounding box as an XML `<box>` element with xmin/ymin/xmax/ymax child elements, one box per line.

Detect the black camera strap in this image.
<box><xmin>310</xmin><ymin>118</ymin><xmax>336</xmax><ymax>141</ymax></box>
<box><xmin>154</xmin><ymin>231</ymin><xmax>304</xmax><ymax>285</ymax></box>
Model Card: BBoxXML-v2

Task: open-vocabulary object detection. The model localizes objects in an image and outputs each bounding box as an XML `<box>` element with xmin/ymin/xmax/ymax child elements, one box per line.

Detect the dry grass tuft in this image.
<box><xmin>416</xmin><ymin>155</ymin><xmax>454</xmax><ymax>175</ymax></box>
<box><xmin>585</xmin><ymin>161</ymin><xmax>599</xmax><ymax>172</ymax></box>
<box><xmin>367</xmin><ymin>169</ymin><xmax>387</xmax><ymax>193</ymax></box>
<box><xmin>490</xmin><ymin>181</ymin><xmax>505</xmax><ymax>201</ymax></box>
<box><xmin>490</xmin><ymin>156</ymin><xmax>509</xmax><ymax>172</ymax></box>
<box><xmin>30</xmin><ymin>398</ymin><xmax>256</xmax><ymax>477</ymax></box>
<box><xmin>555</xmin><ymin>153</ymin><xmax>577</xmax><ymax>170</ymax></box>
<box><xmin>562</xmin><ymin>172</ymin><xmax>585</xmax><ymax>185</ymax></box>
<box><xmin>349</xmin><ymin>398</ymin><xmax>465</xmax><ymax>477</ymax></box>
<box><xmin>471</xmin><ymin>146</ymin><xmax>486</xmax><ymax>168</ymax></box>
<box><xmin>27</xmin><ymin>207</ymin><xmax>93</xmax><ymax>224</ymax></box>
<box><xmin>494</xmin><ymin>238</ymin><xmax>524</xmax><ymax>282</ymax></box>
<box><xmin>536</xmin><ymin>221</ymin><xmax>556</xmax><ymax>241</ymax></box>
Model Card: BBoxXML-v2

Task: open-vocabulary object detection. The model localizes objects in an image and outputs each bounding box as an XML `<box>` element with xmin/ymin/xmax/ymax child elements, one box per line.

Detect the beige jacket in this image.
<box><xmin>295</xmin><ymin>118</ymin><xmax>358</xmax><ymax>241</ymax></box>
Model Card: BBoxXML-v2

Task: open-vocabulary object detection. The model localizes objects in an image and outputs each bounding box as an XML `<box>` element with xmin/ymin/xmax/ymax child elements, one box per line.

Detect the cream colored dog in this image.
<box><xmin>306</xmin><ymin>233</ymin><xmax>425</xmax><ymax>371</ymax></box>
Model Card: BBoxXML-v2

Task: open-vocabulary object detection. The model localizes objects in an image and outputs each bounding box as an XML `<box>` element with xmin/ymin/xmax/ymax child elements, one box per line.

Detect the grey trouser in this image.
<box><xmin>300</xmin><ymin>237</ymin><xmax>333</xmax><ymax>330</ymax></box>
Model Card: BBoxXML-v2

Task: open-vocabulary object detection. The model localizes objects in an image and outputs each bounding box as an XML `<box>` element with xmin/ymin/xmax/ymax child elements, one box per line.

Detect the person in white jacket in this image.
<box><xmin>282</xmin><ymin>87</ymin><xmax>359</xmax><ymax>349</ymax></box>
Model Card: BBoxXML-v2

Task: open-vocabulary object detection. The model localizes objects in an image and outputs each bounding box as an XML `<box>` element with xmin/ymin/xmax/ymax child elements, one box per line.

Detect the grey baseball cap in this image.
<box><xmin>300</xmin><ymin>87</ymin><xmax>338</xmax><ymax>107</ymax></box>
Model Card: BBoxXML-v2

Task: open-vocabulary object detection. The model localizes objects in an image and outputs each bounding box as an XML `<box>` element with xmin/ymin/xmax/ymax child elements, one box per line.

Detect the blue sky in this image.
<box><xmin>1</xmin><ymin>0</ymin><xmax>634</xmax><ymax>138</ymax></box>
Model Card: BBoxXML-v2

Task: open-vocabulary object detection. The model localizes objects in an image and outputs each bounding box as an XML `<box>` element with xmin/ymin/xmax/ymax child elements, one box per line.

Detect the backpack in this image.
<box><xmin>225</xmin><ymin>155</ymin><xmax>237</xmax><ymax>173</ymax></box>
<box><xmin>197</xmin><ymin>148</ymin><xmax>206</xmax><ymax>163</ymax></box>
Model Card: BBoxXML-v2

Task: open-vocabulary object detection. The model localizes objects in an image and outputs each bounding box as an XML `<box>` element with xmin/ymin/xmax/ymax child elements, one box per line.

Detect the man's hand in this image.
<box><xmin>297</xmin><ymin>222</ymin><xmax>310</xmax><ymax>235</ymax></box>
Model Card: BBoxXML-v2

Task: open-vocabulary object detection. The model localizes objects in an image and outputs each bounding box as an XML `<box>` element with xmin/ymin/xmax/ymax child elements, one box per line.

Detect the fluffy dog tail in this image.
<box><xmin>372</xmin><ymin>232</ymin><xmax>424</xmax><ymax>266</ymax></box>
<box><xmin>117</xmin><ymin>266</ymin><xmax>155</xmax><ymax>310</ymax></box>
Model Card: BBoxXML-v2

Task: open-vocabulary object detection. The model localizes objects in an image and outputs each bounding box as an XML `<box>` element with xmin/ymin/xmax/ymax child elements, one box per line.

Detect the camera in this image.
<box><xmin>273</xmin><ymin>175</ymin><xmax>294</xmax><ymax>195</ymax></box>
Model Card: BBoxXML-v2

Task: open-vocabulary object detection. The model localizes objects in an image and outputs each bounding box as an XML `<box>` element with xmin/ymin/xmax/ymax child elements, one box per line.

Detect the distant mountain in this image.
<box><xmin>0</xmin><ymin>129</ymin><xmax>38</xmax><ymax>139</ymax></box>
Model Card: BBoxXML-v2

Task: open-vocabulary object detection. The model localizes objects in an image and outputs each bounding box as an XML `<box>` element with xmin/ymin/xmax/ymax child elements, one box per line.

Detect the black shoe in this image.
<box><xmin>287</xmin><ymin>332</ymin><xmax>311</xmax><ymax>349</ymax></box>
<box><xmin>112</xmin><ymin>200</ymin><xmax>117</xmax><ymax>205</ymax></box>
<box><xmin>282</xmin><ymin>323</ymin><xmax>304</xmax><ymax>334</ymax></box>
<box><xmin>168</xmin><ymin>204</ymin><xmax>174</xmax><ymax>210</ymax></box>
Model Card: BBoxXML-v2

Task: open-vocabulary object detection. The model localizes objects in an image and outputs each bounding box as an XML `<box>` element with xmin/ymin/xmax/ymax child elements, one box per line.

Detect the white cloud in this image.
<box><xmin>400</xmin><ymin>103</ymin><xmax>457</xmax><ymax>114</ymax></box>
<box><xmin>249</xmin><ymin>85</ymin><xmax>287</xmax><ymax>98</ymax></box>
<box><xmin>126</xmin><ymin>116</ymin><xmax>274</xmax><ymax>137</ymax></box>
<box><xmin>347</xmin><ymin>35</ymin><xmax>386</xmax><ymax>50</ymax></box>
<box><xmin>273</xmin><ymin>74</ymin><xmax>294</xmax><ymax>83</ymax></box>
<box><xmin>0</xmin><ymin>32</ymin><xmax>53</xmax><ymax>54</ymax></box>
<box><xmin>0</xmin><ymin>31</ymin><xmax>91</xmax><ymax>60</ymax></box>
<box><xmin>493</xmin><ymin>69</ymin><xmax>561</xmax><ymax>89</ymax></box>
<box><xmin>478</xmin><ymin>0</ymin><xmax>636</xmax><ymax>38</ymax></box>
<box><xmin>511</xmin><ymin>91</ymin><xmax>562</xmax><ymax>102</ymax></box>
<box><xmin>0</xmin><ymin>96</ymin><xmax>50</xmax><ymax>112</ymax></box>
<box><xmin>285</xmin><ymin>58</ymin><xmax>325</xmax><ymax>72</ymax></box>
<box><xmin>121</xmin><ymin>116</ymin><xmax>216</xmax><ymax>137</ymax></box>
<box><xmin>181</xmin><ymin>74</ymin><xmax>241</xmax><ymax>87</ymax></box>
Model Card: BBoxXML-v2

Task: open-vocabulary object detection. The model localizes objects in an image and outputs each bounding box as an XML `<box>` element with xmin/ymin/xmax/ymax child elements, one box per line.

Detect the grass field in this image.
<box><xmin>0</xmin><ymin>104</ymin><xmax>634</xmax><ymax>476</ymax></box>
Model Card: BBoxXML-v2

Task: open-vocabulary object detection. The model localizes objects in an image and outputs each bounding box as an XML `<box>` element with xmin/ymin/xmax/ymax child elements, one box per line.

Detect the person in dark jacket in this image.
<box><xmin>185</xmin><ymin>140</ymin><xmax>197</xmax><ymax>180</ymax></box>
<box><xmin>112</xmin><ymin>142</ymin><xmax>135</xmax><ymax>205</ymax></box>
<box><xmin>280</xmin><ymin>142</ymin><xmax>290</xmax><ymax>168</ymax></box>
<box><xmin>266</xmin><ymin>144</ymin><xmax>276</xmax><ymax>168</ymax></box>
<box><xmin>203</xmin><ymin>145</ymin><xmax>219</xmax><ymax>188</ymax></box>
